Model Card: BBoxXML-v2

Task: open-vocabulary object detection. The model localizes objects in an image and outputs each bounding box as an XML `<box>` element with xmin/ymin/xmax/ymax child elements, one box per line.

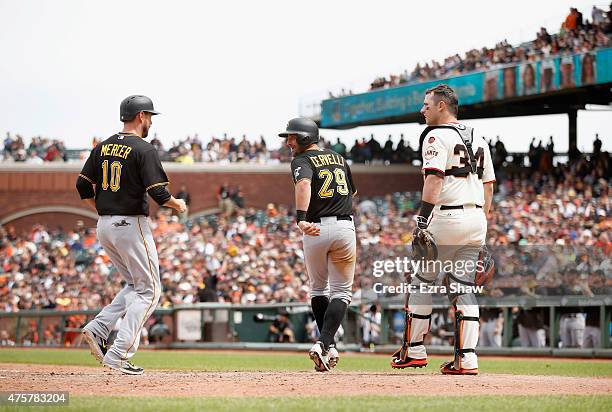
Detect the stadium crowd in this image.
<box><xmin>149</xmin><ymin>133</ymin><xmax>278</xmax><ymax>164</ymax></box>
<box><xmin>1</xmin><ymin>133</ymin><xmax>68</xmax><ymax>163</ymax></box>
<box><xmin>0</xmin><ymin>131</ymin><xmax>420</xmax><ymax>165</ymax></box>
<box><xmin>1</xmin><ymin>125</ymin><xmax>605</xmax><ymax>168</ymax></box>
<box><xmin>1</xmin><ymin>145</ymin><xmax>609</xmax><ymax>316</ymax></box>
<box><xmin>368</xmin><ymin>4</ymin><xmax>612</xmax><ymax>90</ymax></box>
<box><xmin>0</xmin><ymin>127</ymin><xmax>609</xmax><ymax>348</ymax></box>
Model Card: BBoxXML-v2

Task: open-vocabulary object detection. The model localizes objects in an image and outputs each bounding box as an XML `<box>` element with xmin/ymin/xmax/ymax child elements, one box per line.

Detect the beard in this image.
<box><xmin>142</xmin><ymin>124</ymin><xmax>150</xmax><ymax>138</ymax></box>
<box><xmin>291</xmin><ymin>146</ymin><xmax>304</xmax><ymax>157</ymax></box>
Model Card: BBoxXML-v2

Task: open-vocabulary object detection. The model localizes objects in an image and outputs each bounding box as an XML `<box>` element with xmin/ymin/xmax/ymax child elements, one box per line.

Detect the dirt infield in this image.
<box><xmin>1</xmin><ymin>363</ymin><xmax>611</xmax><ymax>397</ymax></box>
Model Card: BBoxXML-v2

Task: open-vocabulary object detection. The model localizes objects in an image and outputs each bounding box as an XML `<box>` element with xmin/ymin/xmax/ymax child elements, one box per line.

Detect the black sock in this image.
<box><xmin>311</xmin><ymin>296</ymin><xmax>329</xmax><ymax>337</ymax></box>
<box><xmin>320</xmin><ymin>299</ymin><xmax>348</xmax><ymax>350</ymax></box>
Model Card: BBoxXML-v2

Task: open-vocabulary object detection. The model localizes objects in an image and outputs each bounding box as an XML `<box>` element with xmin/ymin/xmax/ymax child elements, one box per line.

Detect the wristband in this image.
<box><xmin>418</xmin><ymin>201</ymin><xmax>435</xmax><ymax>220</ymax></box>
<box><xmin>296</xmin><ymin>210</ymin><xmax>307</xmax><ymax>223</ymax></box>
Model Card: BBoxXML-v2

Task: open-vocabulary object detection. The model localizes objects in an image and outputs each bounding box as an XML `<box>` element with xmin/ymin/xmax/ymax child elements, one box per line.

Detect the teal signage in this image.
<box><xmin>321</xmin><ymin>48</ymin><xmax>611</xmax><ymax>127</ymax></box>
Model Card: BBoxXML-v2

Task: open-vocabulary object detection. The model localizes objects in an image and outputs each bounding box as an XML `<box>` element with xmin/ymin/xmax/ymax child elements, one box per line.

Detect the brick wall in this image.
<box><xmin>0</xmin><ymin>163</ymin><xmax>421</xmax><ymax>232</ymax></box>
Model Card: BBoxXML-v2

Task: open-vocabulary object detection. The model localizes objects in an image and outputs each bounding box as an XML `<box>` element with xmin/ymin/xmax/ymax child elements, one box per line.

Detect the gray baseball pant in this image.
<box><xmin>84</xmin><ymin>215</ymin><xmax>161</xmax><ymax>364</ymax></box>
<box><xmin>303</xmin><ymin>217</ymin><xmax>356</xmax><ymax>304</ymax></box>
<box><xmin>479</xmin><ymin>318</ymin><xmax>501</xmax><ymax>347</ymax></box>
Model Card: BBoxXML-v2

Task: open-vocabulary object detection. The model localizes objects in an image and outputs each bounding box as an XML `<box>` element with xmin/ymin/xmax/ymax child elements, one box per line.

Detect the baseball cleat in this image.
<box><xmin>309</xmin><ymin>341</ymin><xmax>330</xmax><ymax>372</ymax></box>
<box><xmin>327</xmin><ymin>344</ymin><xmax>339</xmax><ymax>369</ymax></box>
<box><xmin>440</xmin><ymin>361</ymin><xmax>478</xmax><ymax>375</ymax></box>
<box><xmin>82</xmin><ymin>328</ymin><xmax>108</xmax><ymax>363</ymax></box>
<box><xmin>390</xmin><ymin>356</ymin><xmax>428</xmax><ymax>369</ymax></box>
<box><xmin>103</xmin><ymin>360</ymin><xmax>144</xmax><ymax>375</ymax></box>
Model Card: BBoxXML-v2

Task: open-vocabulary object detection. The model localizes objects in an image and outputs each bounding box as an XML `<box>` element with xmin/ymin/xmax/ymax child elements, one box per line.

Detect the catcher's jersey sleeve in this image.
<box><xmin>290</xmin><ymin>156</ymin><xmax>314</xmax><ymax>184</ymax></box>
<box><xmin>421</xmin><ymin>132</ymin><xmax>449</xmax><ymax>178</ymax></box>
<box><xmin>482</xmin><ymin>144</ymin><xmax>496</xmax><ymax>184</ymax></box>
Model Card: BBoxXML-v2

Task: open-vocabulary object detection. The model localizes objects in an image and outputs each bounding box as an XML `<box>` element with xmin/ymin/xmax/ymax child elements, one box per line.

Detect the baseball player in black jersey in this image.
<box><xmin>279</xmin><ymin>117</ymin><xmax>357</xmax><ymax>372</ymax></box>
<box><xmin>76</xmin><ymin>95</ymin><xmax>186</xmax><ymax>375</ymax></box>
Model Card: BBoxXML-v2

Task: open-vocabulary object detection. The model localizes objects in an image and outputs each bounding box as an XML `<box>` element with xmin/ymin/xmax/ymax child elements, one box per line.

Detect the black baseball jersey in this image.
<box><xmin>78</xmin><ymin>132</ymin><xmax>169</xmax><ymax>216</ymax></box>
<box><xmin>290</xmin><ymin>148</ymin><xmax>357</xmax><ymax>221</ymax></box>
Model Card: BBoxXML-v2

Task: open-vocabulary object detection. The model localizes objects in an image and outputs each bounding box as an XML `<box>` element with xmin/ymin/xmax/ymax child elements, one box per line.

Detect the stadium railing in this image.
<box><xmin>0</xmin><ymin>297</ymin><xmax>609</xmax><ymax>357</ymax></box>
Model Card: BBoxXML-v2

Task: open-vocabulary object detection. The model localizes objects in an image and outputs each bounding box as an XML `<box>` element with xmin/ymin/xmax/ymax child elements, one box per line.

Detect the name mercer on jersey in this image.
<box><xmin>100</xmin><ymin>143</ymin><xmax>132</xmax><ymax>159</ymax></box>
<box><xmin>308</xmin><ymin>153</ymin><xmax>345</xmax><ymax>168</ymax></box>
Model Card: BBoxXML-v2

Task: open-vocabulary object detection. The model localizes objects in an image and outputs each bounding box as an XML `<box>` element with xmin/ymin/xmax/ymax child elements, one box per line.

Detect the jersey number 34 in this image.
<box><xmin>318</xmin><ymin>168</ymin><xmax>349</xmax><ymax>198</ymax></box>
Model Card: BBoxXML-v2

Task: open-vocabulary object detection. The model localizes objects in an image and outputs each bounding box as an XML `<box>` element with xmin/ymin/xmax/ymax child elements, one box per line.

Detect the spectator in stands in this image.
<box><xmin>175</xmin><ymin>185</ymin><xmax>191</xmax><ymax>208</ymax></box>
<box><xmin>382</xmin><ymin>136</ymin><xmax>394</xmax><ymax>164</ymax></box>
<box><xmin>396</xmin><ymin>134</ymin><xmax>414</xmax><ymax>164</ymax></box>
<box><xmin>367</xmin><ymin>134</ymin><xmax>381</xmax><ymax>163</ymax></box>
<box><xmin>0</xmin><ymin>330</ymin><xmax>15</xmax><ymax>346</ymax></box>
<box><xmin>563</xmin><ymin>8</ymin><xmax>578</xmax><ymax>31</ymax></box>
<box><xmin>197</xmin><ymin>273</ymin><xmax>219</xmax><ymax>302</ymax></box>
<box><xmin>217</xmin><ymin>183</ymin><xmax>234</xmax><ymax>216</ymax></box>
<box><xmin>268</xmin><ymin>310</ymin><xmax>294</xmax><ymax>343</ymax></box>
<box><xmin>1</xmin><ymin>134</ymin><xmax>69</xmax><ymax>163</ymax></box>
<box><xmin>593</xmin><ymin>134</ymin><xmax>602</xmax><ymax>155</ymax></box>
<box><xmin>350</xmin><ymin>139</ymin><xmax>362</xmax><ymax>163</ymax></box>
<box><xmin>363</xmin><ymin>4</ymin><xmax>611</xmax><ymax>92</ymax></box>
<box><xmin>25</xmin><ymin>151</ymin><xmax>44</xmax><ymax>164</ymax></box>
<box><xmin>230</xmin><ymin>186</ymin><xmax>245</xmax><ymax>209</ymax></box>
<box><xmin>568</xmin><ymin>142</ymin><xmax>582</xmax><ymax>163</ymax></box>
<box><xmin>175</xmin><ymin>184</ymin><xmax>191</xmax><ymax>221</ymax></box>
<box><xmin>493</xmin><ymin>136</ymin><xmax>507</xmax><ymax>168</ymax></box>
<box><xmin>331</xmin><ymin>138</ymin><xmax>347</xmax><ymax>158</ymax></box>
<box><xmin>147</xmin><ymin>314</ymin><xmax>171</xmax><ymax>343</ymax></box>
<box><xmin>592</xmin><ymin>5</ymin><xmax>605</xmax><ymax>25</ymax></box>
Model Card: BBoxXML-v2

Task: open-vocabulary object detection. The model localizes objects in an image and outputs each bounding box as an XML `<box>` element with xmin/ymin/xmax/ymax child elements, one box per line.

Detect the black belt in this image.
<box><xmin>311</xmin><ymin>215</ymin><xmax>352</xmax><ymax>223</ymax></box>
<box><xmin>440</xmin><ymin>204</ymin><xmax>483</xmax><ymax>210</ymax></box>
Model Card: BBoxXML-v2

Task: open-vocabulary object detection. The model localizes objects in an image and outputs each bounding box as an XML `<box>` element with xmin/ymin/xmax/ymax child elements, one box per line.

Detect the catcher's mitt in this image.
<box><xmin>474</xmin><ymin>246</ymin><xmax>495</xmax><ymax>287</ymax></box>
<box><xmin>412</xmin><ymin>226</ymin><xmax>438</xmax><ymax>261</ymax></box>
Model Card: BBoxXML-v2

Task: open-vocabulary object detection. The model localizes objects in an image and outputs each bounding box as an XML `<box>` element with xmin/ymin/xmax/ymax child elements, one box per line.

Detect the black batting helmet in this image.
<box><xmin>278</xmin><ymin>117</ymin><xmax>319</xmax><ymax>147</ymax></box>
<box><xmin>120</xmin><ymin>95</ymin><xmax>161</xmax><ymax>122</ymax></box>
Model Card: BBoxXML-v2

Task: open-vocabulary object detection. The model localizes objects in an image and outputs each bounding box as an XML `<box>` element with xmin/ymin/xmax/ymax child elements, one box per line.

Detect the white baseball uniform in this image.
<box><xmin>406</xmin><ymin>122</ymin><xmax>495</xmax><ymax>370</ymax></box>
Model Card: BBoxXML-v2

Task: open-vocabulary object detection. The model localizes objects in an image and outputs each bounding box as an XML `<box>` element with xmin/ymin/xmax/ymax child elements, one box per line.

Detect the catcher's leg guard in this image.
<box><xmin>391</xmin><ymin>274</ymin><xmax>432</xmax><ymax>369</ymax></box>
<box><xmin>443</xmin><ymin>299</ymin><xmax>479</xmax><ymax>374</ymax></box>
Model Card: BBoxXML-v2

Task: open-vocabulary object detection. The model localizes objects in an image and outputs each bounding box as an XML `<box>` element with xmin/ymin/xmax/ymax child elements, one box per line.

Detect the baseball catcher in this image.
<box><xmin>391</xmin><ymin>84</ymin><xmax>495</xmax><ymax>375</ymax></box>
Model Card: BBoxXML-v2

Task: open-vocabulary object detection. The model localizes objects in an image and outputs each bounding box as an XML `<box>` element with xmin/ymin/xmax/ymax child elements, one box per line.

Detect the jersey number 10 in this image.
<box><xmin>318</xmin><ymin>168</ymin><xmax>349</xmax><ymax>198</ymax></box>
<box><xmin>101</xmin><ymin>160</ymin><xmax>122</xmax><ymax>192</ymax></box>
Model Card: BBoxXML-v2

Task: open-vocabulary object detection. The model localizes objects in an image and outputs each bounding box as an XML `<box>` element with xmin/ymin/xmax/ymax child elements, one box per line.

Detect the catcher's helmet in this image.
<box><xmin>120</xmin><ymin>95</ymin><xmax>161</xmax><ymax>122</ymax></box>
<box><xmin>278</xmin><ymin>117</ymin><xmax>319</xmax><ymax>147</ymax></box>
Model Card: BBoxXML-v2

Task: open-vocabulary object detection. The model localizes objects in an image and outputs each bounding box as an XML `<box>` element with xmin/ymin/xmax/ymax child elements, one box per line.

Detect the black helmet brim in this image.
<box><xmin>278</xmin><ymin>130</ymin><xmax>308</xmax><ymax>138</ymax></box>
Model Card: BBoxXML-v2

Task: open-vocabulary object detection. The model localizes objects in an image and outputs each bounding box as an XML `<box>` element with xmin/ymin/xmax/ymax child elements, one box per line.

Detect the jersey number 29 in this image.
<box><xmin>318</xmin><ymin>168</ymin><xmax>349</xmax><ymax>198</ymax></box>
